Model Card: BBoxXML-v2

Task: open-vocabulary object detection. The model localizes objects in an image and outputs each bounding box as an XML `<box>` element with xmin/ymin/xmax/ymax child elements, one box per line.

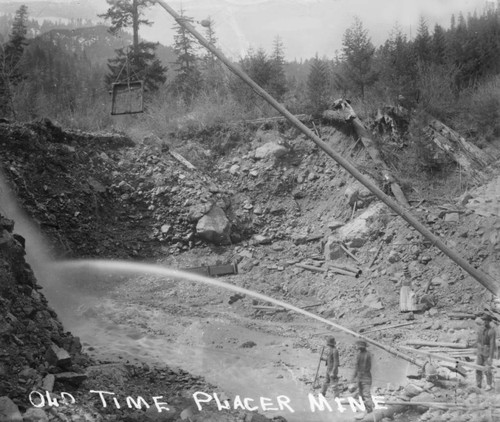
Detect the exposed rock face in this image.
<box><xmin>0</xmin><ymin>214</ymin><xmax>89</xmax><ymax>404</ymax></box>
<box><xmin>337</xmin><ymin>202</ymin><xmax>388</xmax><ymax>247</ymax></box>
<box><xmin>0</xmin><ymin>397</ymin><xmax>23</xmax><ymax>422</ymax></box>
<box><xmin>196</xmin><ymin>206</ymin><xmax>232</xmax><ymax>245</ymax></box>
<box><xmin>254</xmin><ymin>142</ymin><xmax>289</xmax><ymax>160</ymax></box>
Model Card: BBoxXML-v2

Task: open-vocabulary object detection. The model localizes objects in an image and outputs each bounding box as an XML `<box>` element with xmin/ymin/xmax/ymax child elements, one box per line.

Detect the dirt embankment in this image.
<box><xmin>0</xmin><ymin>212</ymin><xmax>284</xmax><ymax>422</ymax></box>
<box><xmin>1</xmin><ymin>117</ymin><xmax>500</xmax><ymax>422</ymax></box>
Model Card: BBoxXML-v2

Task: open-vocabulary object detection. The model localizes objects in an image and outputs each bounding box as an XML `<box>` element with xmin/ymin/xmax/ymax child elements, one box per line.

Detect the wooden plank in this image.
<box><xmin>400</xmin><ymin>286</ymin><xmax>418</xmax><ymax>312</ymax></box>
<box><xmin>208</xmin><ymin>263</ymin><xmax>238</xmax><ymax>277</ymax></box>
<box><xmin>170</xmin><ymin>150</ymin><xmax>196</xmax><ymax>170</ymax></box>
<box><xmin>326</xmin><ymin>264</ymin><xmax>358</xmax><ymax>277</ymax></box>
<box><xmin>362</xmin><ymin>321</ymin><xmax>416</xmax><ymax>334</ymax></box>
<box><xmin>301</xmin><ymin>302</ymin><xmax>323</xmax><ymax>310</ymax></box>
<box><xmin>448</xmin><ymin>312</ymin><xmax>476</xmax><ymax>320</ymax></box>
<box><xmin>296</xmin><ymin>263</ymin><xmax>326</xmax><ymax>273</ymax></box>
<box><xmin>252</xmin><ymin>305</ymin><xmax>286</xmax><ymax>312</ymax></box>
<box><xmin>327</xmin><ymin>262</ymin><xmax>361</xmax><ymax>276</ymax></box>
<box><xmin>183</xmin><ymin>263</ymin><xmax>238</xmax><ymax>277</ymax></box>
<box><xmin>340</xmin><ymin>244</ymin><xmax>361</xmax><ymax>263</ymax></box>
<box><xmin>405</xmin><ymin>340</ymin><xmax>468</xmax><ymax>349</ymax></box>
<box><xmin>398</xmin><ymin>345</ymin><xmax>490</xmax><ymax>372</ymax></box>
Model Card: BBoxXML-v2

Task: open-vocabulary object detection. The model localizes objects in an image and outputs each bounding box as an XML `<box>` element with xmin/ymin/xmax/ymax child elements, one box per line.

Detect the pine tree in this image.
<box><xmin>341</xmin><ymin>17</ymin><xmax>377</xmax><ymax>99</ymax></box>
<box><xmin>171</xmin><ymin>9</ymin><xmax>202</xmax><ymax>101</ymax></box>
<box><xmin>244</xmin><ymin>47</ymin><xmax>273</xmax><ymax>88</ymax></box>
<box><xmin>0</xmin><ymin>4</ymin><xmax>29</xmax><ymax>117</ymax></box>
<box><xmin>414</xmin><ymin>16</ymin><xmax>433</xmax><ymax>63</ymax></box>
<box><xmin>269</xmin><ymin>35</ymin><xmax>287</xmax><ymax>101</ymax></box>
<box><xmin>431</xmin><ymin>24</ymin><xmax>447</xmax><ymax>65</ymax></box>
<box><xmin>100</xmin><ymin>0</ymin><xmax>166</xmax><ymax>91</ymax></box>
<box><xmin>375</xmin><ymin>23</ymin><xmax>417</xmax><ymax>101</ymax></box>
<box><xmin>307</xmin><ymin>54</ymin><xmax>330</xmax><ymax>113</ymax></box>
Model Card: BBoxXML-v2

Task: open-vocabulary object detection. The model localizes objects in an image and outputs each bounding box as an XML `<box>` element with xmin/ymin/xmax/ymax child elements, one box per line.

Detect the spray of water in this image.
<box><xmin>55</xmin><ymin>259</ymin><xmax>419</xmax><ymax>368</ymax></box>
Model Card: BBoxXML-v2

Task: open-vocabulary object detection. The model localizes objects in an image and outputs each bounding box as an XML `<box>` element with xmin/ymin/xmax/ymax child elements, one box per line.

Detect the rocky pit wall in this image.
<box><xmin>1</xmin><ymin>118</ymin><xmax>500</xmax><ymax>422</ymax></box>
<box><xmin>0</xmin><ymin>213</ymin><xmax>279</xmax><ymax>422</ymax></box>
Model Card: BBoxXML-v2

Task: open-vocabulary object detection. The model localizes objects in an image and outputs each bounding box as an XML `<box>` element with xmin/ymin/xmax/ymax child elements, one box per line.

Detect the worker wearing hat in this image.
<box><xmin>476</xmin><ymin>313</ymin><xmax>496</xmax><ymax>391</ymax></box>
<box><xmin>351</xmin><ymin>340</ymin><xmax>373</xmax><ymax>416</ymax></box>
<box><xmin>320</xmin><ymin>336</ymin><xmax>339</xmax><ymax>397</ymax></box>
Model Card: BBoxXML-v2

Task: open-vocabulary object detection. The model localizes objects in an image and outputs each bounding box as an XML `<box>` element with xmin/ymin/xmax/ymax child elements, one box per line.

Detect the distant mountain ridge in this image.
<box><xmin>33</xmin><ymin>25</ymin><xmax>176</xmax><ymax>68</ymax></box>
<box><xmin>0</xmin><ymin>1</ymin><xmax>99</xmax><ymax>20</ymax></box>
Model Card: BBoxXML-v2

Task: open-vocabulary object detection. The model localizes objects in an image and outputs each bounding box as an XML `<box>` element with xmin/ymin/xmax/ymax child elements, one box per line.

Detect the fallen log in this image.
<box><xmin>330</xmin><ymin>262</ymin><xmax>362</xmax><ymax>275</ymax></box>
<box><xmin>252</xmin><ymin>305</ymin><xmax>287</xmax><ymax>312</ymax></box>
<box><xmin>424</xmin><ymin>118</ymin><xmax>490</xmax><ymax>183</ymax></box>
<box><xmin>447</xmin><ymin>312</ymin><xmax>477</xmax><ymax>320</ymax></box>
<box><xmin>405</xmin><ymin>340</ymin><xmax>468</xmax><ymax>349</ymax></box>
<box><xmin>358</xmin><ymin>320</ymin><xmax>390</xmax><ymax>332</ymax></box>
<box><xmin>382</xmin><ymin>401</ymin><xmax>473</xmax><ymax>410</ymax></box>
<box><xmin>326</xmin><ymin>264</ymin><xmax>359</xmax><ymax>277</ymax></box>
<box><xmin>423</xmin><ymin>348</ymin><xmax>476</xmax><ymax>354</ymax></box>
<box><xmin>169</xmin><ymin>150</ymin><xmax>196</xmax><ymax>170</ymax></box>
<box><xmin>301</xmin><ymin>302</ymin><xmax>323</xmax><ymax>310</ymax></box>
<box><xmin>399</xmin><ymin>345</ymin><xmax>490</xmax><ymax>372</ymax></box>
<box><xmin>243</xmin><ymin>114</ymin><xmax>311</xmax><ymax>125</ymax></box>
<box><xmin>295</xmin><ymin>263</ymin><xmax>326</xmax><ymax>273</ymax></box>
<box><xmin>362</xmin><ymin>321</ymin><xmax>416</xmax><ymax>334</ymax></box>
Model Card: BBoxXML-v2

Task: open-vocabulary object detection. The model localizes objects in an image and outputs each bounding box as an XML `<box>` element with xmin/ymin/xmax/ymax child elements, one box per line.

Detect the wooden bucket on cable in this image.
<box><xmin>111</xmin><ymin>81</ymin><xmax>144</xmax><ymax>115</ymax></box>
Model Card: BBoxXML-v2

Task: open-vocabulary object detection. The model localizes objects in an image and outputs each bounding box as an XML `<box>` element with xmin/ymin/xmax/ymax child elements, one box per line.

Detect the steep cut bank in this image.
<box><xmin>1</xmin><ymin>116</ymin><xmax>500</xmax><ymax>422</ymax></box>
<box><xmin>0</xmin><ymin>213</ymin><xmax>282</xmax><ymax>422</ymax></box>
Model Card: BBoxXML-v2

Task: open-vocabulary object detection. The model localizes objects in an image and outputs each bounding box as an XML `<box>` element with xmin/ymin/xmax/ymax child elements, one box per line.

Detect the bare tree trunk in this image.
<box><xmin>323</xmin><ymin>99</ymin><xmax>411</xmax><ymax>207</ymax></box>
<box><xmin>424</xmin><ymin>118</ymin><xmax>490</xmax><ymax>183</ymax></box>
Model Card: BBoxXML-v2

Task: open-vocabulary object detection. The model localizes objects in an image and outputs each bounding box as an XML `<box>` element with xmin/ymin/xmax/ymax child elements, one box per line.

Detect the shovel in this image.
<box><xmin>312</xmin><ymin>346</ymin><xmax>325</xmax><ymax>389</ymax></box>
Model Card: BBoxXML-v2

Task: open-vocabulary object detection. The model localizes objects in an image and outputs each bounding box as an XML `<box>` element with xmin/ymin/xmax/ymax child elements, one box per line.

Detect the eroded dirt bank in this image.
<box><xmin>1</xmin><ymin>118</ymin><xmax>500</xmax><ymax>422</ymax></box>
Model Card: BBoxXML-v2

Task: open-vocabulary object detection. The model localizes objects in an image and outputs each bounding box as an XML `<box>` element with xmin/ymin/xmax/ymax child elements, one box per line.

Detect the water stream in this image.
<box><xmin>53</xmin><ymin>260</ymin><xmax>411</xmax><ymax>421</ymax></box>
<box><xmin>0</xmin><ymin>172</ymin><xmax>411</xmax><ymax>421</ymax></box>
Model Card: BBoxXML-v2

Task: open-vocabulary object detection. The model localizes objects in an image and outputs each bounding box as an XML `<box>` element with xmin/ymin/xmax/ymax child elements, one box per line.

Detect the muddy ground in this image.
<box><xmin>1</xmin><ymin>118</ymin><xmax>500</xmax><ymax>422</ymax></box>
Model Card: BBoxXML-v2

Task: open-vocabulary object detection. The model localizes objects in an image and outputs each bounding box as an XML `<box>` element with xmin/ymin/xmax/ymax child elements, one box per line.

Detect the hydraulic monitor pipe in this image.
<box><xmin>153</xmin><ymin>0</ymin><xmax>500</xmax><ymax>298</ymax></box>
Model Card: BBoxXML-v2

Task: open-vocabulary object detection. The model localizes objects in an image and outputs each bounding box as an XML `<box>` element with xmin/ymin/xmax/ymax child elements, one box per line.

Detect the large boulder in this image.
<box><xmin>0</xmin><ymin>397</ymin><xmax>22</xmax><ymax>422</ymax></box>
<box><xmin>337</xmin><ymin>202</ymin><xmax>387</xmax><ymax>247</ymax></box>
<box><xmin>254</xmin><ymin>142</ymin><xmax>288</xmax><ymax>160</ymax></box>
<box><xmin>196</xmin><ymin>206</ymin><xmax>231</xmax><ymax>245</ymax></box>
<box><xmin>344</xmin><ymin>179</ymin><xmax>376</xmax><ymax>208</ymax></box>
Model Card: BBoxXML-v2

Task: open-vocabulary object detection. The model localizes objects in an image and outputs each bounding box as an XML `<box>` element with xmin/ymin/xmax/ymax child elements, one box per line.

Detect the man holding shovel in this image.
<box><xmin>319</xmin><ymin>336</ymin><xmax>339</xmax><ymax>397</ymax></box>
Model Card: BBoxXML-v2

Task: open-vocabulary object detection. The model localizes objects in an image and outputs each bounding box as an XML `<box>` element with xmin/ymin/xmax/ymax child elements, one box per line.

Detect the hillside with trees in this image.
<box><xmin>1</xmin><ymin>2</ymin><xmax>498</xmax><ymax>188</ymax></box>
<box><xmin>1</xmin><ymin>3</ymin><xmax>500</xmax><ymax>422</ymax></box>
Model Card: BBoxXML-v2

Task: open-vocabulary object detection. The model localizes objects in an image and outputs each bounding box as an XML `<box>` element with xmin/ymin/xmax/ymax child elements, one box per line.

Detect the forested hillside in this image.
<box><xmin>0</xmin><ymin>2</ymin><xmax>499</xmax><ymax>178</ymax></box>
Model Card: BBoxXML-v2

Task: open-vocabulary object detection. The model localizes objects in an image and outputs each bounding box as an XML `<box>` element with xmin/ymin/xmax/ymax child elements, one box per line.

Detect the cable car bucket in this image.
<box><xmin>111</xmin><ymin>80</ymin><xmax>144</xmax><ymax>115</ymax></box>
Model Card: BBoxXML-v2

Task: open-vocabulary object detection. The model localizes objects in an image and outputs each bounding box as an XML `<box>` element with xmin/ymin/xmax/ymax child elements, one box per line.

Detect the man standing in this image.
<box><xmin>476</xmin><ymin>313</ymin><xmax>496</xmax><ymax>391</ymax></box>
<box><xmin>352</xmin><ymin>340</ymin><xmax>373</xmax><ymax>416</ymax></box>
<box><xmin>320</xmin><ymin>336</ymin><xmax>339</xmax><ymax>398</ymax></box>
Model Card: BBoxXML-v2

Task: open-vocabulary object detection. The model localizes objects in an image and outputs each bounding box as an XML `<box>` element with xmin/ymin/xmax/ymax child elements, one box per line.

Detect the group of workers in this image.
<box><xmin>319</xmin><ymin>337</ymin><xmax>373</xmax><ymax>416</ymax></box>
<box><xmin>318</xmin><ymin>312</ymin><xmax>497</xmax><ymax>417</ymax></box>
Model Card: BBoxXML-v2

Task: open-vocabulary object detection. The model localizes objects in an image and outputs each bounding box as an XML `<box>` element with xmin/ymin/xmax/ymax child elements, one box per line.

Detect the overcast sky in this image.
<box><xmin>0</xmin><ymin>0</ymin><xmax>493</xmax><ymax>59</ymax></box>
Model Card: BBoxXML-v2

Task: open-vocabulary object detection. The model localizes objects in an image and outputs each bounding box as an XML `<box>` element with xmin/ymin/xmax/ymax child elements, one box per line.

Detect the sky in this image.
<box><xmin>0</xmin><ymin>0</ymin><xmax>494</xmax><ymax>60</ymax></box>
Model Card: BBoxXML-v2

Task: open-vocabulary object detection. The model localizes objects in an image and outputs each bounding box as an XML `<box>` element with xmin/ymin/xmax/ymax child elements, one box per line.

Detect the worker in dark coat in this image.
<box><xmin>320</xmin><ymin>336</ymin><xmax>339</xmax><ymax>397</ymax></box>
<box><xmin>476</xmin><ymin>313</ymin><xmax>497</xmax><ymax>391</ymax></box>
<box><xmin>351</xmin><ymin>340</ymin><xmax>373</xmax><ymax>415</ymax></box>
